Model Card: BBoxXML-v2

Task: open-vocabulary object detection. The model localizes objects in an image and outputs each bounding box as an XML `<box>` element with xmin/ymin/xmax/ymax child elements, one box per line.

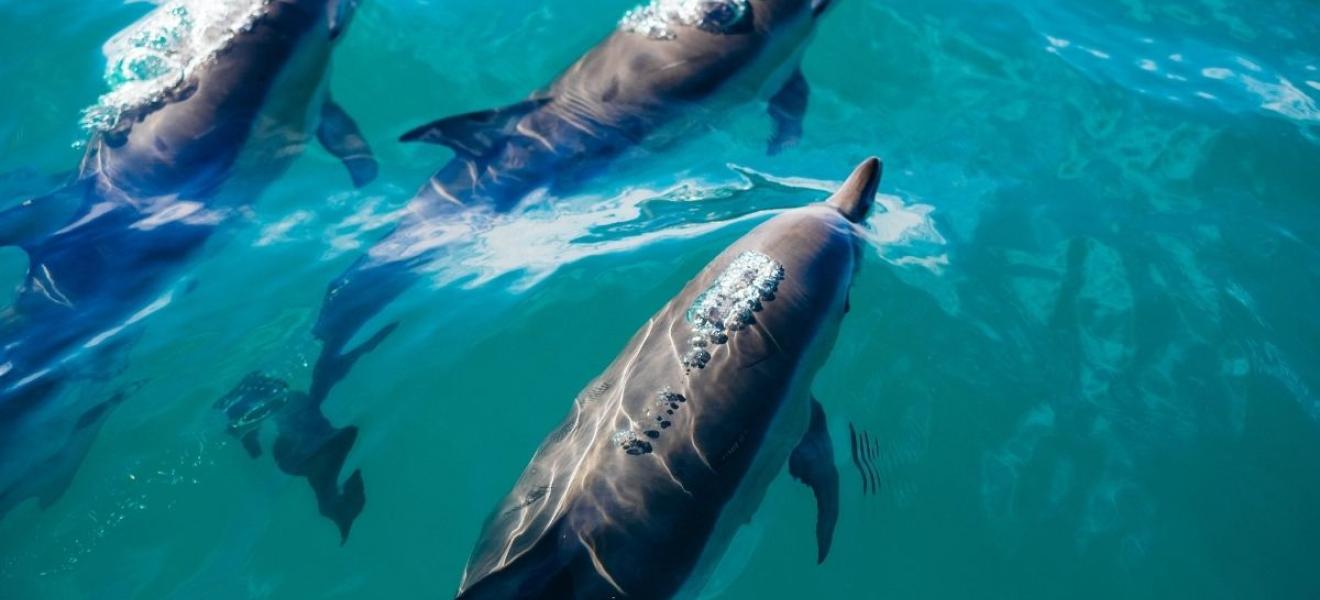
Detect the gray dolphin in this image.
<box><xmin>401</xmin><ymin>0</ymin><xmax>835</xmax><ymax>212</ymax></box>
<box><xmin>249</xmin><ymin>1</ymin><xmax>841</xmax><ymax>519</ymax></box>
<box><xmin>455</xmin><ymin>157</ymin><xmax>881</xmax><ymax>600</ymax></box>
<box><xmin>0</xmin><ymin>0</ymin><xmax>375</xmax><ymax>536</ymax></box>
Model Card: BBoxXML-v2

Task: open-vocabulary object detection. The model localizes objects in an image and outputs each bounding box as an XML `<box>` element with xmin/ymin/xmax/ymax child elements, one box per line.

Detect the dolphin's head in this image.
<box><xmin>683</xmin><ymin>157</ymin><xmax>880</xmax><ymax>372</ymax></box>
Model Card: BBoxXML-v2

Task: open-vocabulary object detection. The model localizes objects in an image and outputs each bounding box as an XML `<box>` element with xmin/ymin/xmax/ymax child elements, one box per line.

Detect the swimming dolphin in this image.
<box><xmin>230</xmin><ymin>0</ymin><xmax>840</xmax><ymax>537</ymax></box>
<box><xmin>0</xmin><ymin>0</ymin><xmax>376</xmax><ymax>533</ymax></box>
<box><xmin>454</xmin><ymin>157</ymin><xmax>881</xmax><ymax>599</ymax></box>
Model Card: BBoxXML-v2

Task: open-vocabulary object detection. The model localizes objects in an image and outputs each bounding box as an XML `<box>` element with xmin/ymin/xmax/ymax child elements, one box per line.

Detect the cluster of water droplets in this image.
<box><xmin>619</xmin><ymin>0</ymin><xmax>749</xmax><ymax>40</ymax></box>
<box><xmin>682</xmin><ymin>251</ymin><xmax>783</xmax><ymax>370</ymax></box>
<box><xmin>613</xmin><ymin>388</ymin><xmax>689</xmax><ymax>456</ymax></box>
<box><xmin>81</xmin><ymin>0</ymin><xmax>275</xmax><ymax>132</ymax></box>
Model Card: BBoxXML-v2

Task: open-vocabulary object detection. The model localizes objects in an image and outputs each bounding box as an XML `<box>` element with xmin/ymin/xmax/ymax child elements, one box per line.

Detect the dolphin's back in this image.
<box><xmin>94</xmin><ymin>1</ymin><xmax>329</xmax><ymax>197</ymax></box>
<box><xmin>457</xmin><ymin>295</ymin><xmax>805</xmax><ymax>598</ymax></box>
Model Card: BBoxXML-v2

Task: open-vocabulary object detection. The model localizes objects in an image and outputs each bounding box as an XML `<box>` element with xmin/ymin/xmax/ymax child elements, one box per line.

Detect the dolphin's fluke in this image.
<box><xmin>789</xmin><ymin>398</ymin><xmax>840</xmax><ymax>564</ymax></box>
<box><xmin>217</xmin><ymin>371</ymin><xmax>367</xmax><ymax>541</ymax></box>
<box><xmin>272</xmin><ymin>398</ymin><xmax>366</xmax><ymax>543</ymax></box>
<box><xmin>318</xmin><ymin>98</ymin><xmax>378</xmax><ymax>188</ymax></box>
<box><xmin>827</xmin><ymin>157</ymin><xmax>882</xmax><ymax>223</ymax></box>
<box><xmin>398</xmin><ymin>97</ymin><xmax>552</xmax><ymax>159</ymax></box>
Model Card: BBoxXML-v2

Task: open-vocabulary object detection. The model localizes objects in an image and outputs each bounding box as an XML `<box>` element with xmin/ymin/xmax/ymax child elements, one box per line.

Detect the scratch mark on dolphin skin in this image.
<box><xmin>33</xmin><ymin>265</ymin><xmax>75</xmax><ymax>307</ymax></box>
<box><xmin>515</xmin><ymin>121</ymin><xmax>556</xmax><ymax>152</ymax></box>
<box><xmin>466</xmin><ymin>161</ymin><xmax>480</xmax><ymax>186</ymax></box>
<box><xmin>579</xmin><ymin>532</ymin><xmax>628</xmax><ymax>596</ymax></box>
<box><xmin>429</xmin><ymin>177</ymin><xmax>465</xmax><ymax>207</ymax></box>
<box><xmin>657</xmin><ymin>59</ymin><xmax>694</xmax><ymax>73</ymax></box>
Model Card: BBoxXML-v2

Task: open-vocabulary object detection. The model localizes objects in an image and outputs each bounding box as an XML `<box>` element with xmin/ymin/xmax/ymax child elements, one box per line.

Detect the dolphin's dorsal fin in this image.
<box><xmin>398</xmin><ymin>97</ymin><xmax>553</xmax><ymax>160</ymax></box>
<box><xmin>0</xmin><ymin>178</ymin><xmax>89</xmax><ymax>250</ymax></box>
<box><xmin>789</xmin><ymin>398</ymin><xmax>840</xmax><ymax>564</ymax></box>
<box><xmin>827</xmin><ymin>157</ymin><xmax>882</xmax><ymax>223</ymax></box>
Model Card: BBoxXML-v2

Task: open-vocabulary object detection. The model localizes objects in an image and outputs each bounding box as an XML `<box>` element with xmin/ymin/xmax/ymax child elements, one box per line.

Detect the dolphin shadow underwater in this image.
<box><xmin>225</xmin><ymin>0</ymin><xmax>840</xmax><ymax>540</ymax></box>
<box><xmin>453</xmin><ymin>157</ymin><xmax>882</xmax><ymax>599</ymax></box>
<box><xmin>0</xmin><ymin>0</ymin><xmax>377</xmax><ymax>537</ymax></box>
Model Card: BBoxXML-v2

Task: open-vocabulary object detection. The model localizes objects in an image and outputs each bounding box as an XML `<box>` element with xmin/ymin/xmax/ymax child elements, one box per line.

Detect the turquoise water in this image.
<box><xmin>1</xmin><ymin>0</ymin><xmax>1318</xmax><ymax>597</ymax></box>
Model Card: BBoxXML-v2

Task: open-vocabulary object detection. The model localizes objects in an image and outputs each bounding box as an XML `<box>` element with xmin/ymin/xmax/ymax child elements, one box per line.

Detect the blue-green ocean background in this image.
<box><xmin>1</xmin><ymin>0</ymin><xmax>1318</xmax><ymax>597</ymax></box>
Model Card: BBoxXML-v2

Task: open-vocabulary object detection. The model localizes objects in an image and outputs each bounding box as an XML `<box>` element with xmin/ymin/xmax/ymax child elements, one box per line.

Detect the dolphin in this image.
<box><xmin>230</xmin><ymin>0</ymin><xmax>840</xmax><ymax>536</ymax></box>
<box><xmin>0</xmin><ymin>0</ymin><xmax>376</xmax><ymax>533</ymax></box>
<box><xmin>454</xmin><ymin>157</ymin><xmax>881</xmax><ymax>600</ymax></box>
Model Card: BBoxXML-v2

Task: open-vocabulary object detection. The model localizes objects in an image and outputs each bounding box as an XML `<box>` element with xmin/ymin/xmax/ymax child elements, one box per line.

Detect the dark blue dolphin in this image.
<box><xmin>0</xmin><ymin>0</ymin><xmax>376</xmax><ymax>537</ymax></box>
<box><xmin>226</xmin><ymin>1</ymin><xmax>839</xmax><ymax>537</ymax></box>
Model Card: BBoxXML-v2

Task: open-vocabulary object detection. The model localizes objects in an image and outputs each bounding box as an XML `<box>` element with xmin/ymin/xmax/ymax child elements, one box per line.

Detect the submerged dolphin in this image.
<box><xmin>0</xmin><ymin>0</ymin><xmax>376</xmax><ymax>532</ymax></box>
<box><xmin>230</xmin><ymin>0</ymin><xmax>840</xmax><ymax>537</ymax></box>
<box><xmin>454</xmin><ymin>157</ymin><xmax>881</xmax><ymax>599</ymax></box>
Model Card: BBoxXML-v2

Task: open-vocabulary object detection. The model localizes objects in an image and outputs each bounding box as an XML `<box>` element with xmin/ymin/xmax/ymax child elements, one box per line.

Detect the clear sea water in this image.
<box><xmin>1</xmin><ymin>0</ymin><xmax>1318</xmax><ymax>598</ymax></box>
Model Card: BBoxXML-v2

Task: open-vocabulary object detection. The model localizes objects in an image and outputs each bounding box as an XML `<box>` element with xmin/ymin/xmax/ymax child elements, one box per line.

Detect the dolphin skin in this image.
<box><xmin>454</xmin><ymin>157</ymin><xmax>881</xmax><ymax>600</ymax></box>
<box><xmin>243</xmin><ymin>1</ymin><xmax>841</xmax><ymax>538</ymax></box>
<box><xmin>0</xmin><ymin>0</ymin><xmax>375</xmax><ymax>534</ymax></box>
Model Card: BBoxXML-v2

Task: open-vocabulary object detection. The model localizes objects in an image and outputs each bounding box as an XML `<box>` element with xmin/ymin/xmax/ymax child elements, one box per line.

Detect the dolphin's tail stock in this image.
<box><xmin>308</xmin><ymin>255</ymin><xmax>415</xmax><ymax>403</ymax></box>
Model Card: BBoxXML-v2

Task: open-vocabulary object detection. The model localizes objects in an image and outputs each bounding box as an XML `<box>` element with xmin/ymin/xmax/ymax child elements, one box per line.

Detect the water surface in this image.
<box><xmin>0</xmin><ymin>0</ymin><xmax>1317</xmax><ymax>597</ymax></box>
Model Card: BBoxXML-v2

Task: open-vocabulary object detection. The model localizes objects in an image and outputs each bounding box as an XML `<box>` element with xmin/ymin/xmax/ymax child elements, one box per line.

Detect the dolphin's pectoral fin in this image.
<box><xmin>240</xmin><ymin>430</ymin><xmax>263</xmax><ymax>458</ymax></box>
<box><xmin>789</xmin><ymin>398</ymin><xmax>839</xmax><ymax>564</ymax></box>
<box><xmin>0</xmin><ymin>179</ymin><xmax>89</xmax><ymax>248</ymax></box>
<box><xmin>767</xmin><ymin>67</ymin><xmax>810</xmax><ymax>156</ymax></box>
<box><xmin>215</xmin><ymin>371</ymin><xmax>292</xmax><ymax>458</ymax></box>
<box><xmin>318</xmin><ymin>98</ymin><xmax>378</xmax><ymax>188</ymax></box>
<box><xmin>398</xmin><ymin>97</ymin><xmax>552</xmax><ymax>159</ymax></box>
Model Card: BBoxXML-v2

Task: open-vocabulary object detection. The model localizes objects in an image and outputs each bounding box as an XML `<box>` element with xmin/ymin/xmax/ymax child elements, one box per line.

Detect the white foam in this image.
<box><xmin>82</xmin><ymin>0</ymin><xmax>275</xmax><ymax>132</ymax></box>
<box><xmin>272</xmin><ymin>166</ymin><xmax>949</xmax><ymax>293</ymax></box>
<box><xmin>619</xmin><ymin>0</ymin><xmax>750</xmax><ymax>40</ymax></box>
